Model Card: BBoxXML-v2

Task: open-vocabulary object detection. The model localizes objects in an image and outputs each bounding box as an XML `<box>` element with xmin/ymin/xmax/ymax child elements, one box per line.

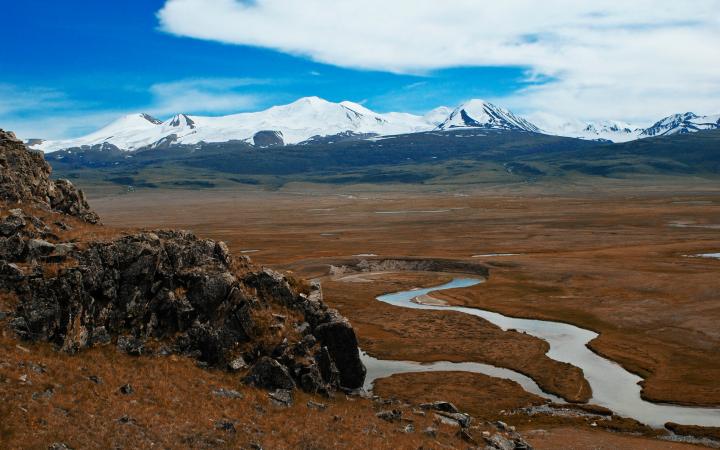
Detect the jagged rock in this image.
<box><xmin>48</xmin><ymin>443</ymin><xmax>74</xmax><ymax>450</ymax></box>
<box><xmin>0</xmin><ymin>236</ymin><xmax>27</xmax><ymax>261</ymax></box>
<box><xmin>376</xmin><ymin>409</ymin><xmax>402</xmax><ymax>423</ymax></box>
<box><xmin>0</xmin><ymin>260</ymin><xmax>24</xmax><ymax>283</ymax></box>
<box><xmin>420</xmin><ymin>401</ymin><xmax>459</xmax><ymax>413</ymax></box>
<box><xmin>27</xmin><ymin>239</ymin><xmax>55</xmax><ymax>258</ymax></box>
<box><xmin>456</xmin><ymin>429</ymin><xmax>477</xmax><ymax>445</ymax></box>
<box><xmin>228</xmin><ymin>356</ymin><xmax>248</xmax><ymax>371</ymax></box>
<box><xmin>0</xmin><ymin>129</ymin><xmax>98</xmax><ymax>223</ymax></box>
<box><xmin>119</xmin><ymin>384</ymin><xmax>133</xmax><ymax>395</ymax></box>
<box><xmin>307</xmin><ymin>401</ymin><xmax>327</xmax><ymax>410</ymax></box>
<box><xmin>117</xmin><ymin>336</ymin><xmax>144</xmax><ymax>356</ymax></box>
<box><xmin>423</xmin><ymin>427</ymin><xmax>438</xmax><ymax>438</ymax></box>
<box><xmin>212</xmin><ymin>388</ymin><xmax>243</xmax><ymax>399</ymax></box>
<box><xmin>1</xmin><ymin>129</ymin><xmax>368</xmax><ymax>400</ymax></box>
<box><xmin>316</xmin><ymin>346</ymin><xmax>340</xmax><ymax>386</ymax></box>
<box><xmin>313</xmin><ymin>320</ymin><xmax>366</xmax><ymax>389</ymax></box>
<box><xmin>246</xmin><ymin>357</ymin><xmax>295</xmax><ymax>390</ymax></box>
<box><xmin>298</xmin><ymin>364</ymin><xmax>327</xmax><ymax>394</ymax></box>
<box><xmin>268</xmin><ymin>388</ymin><xmax>293</xmax><ymax>407</ymax></box>
<box><xmin>434</xmin><ymin>411</ymin><xmax>472</xmax><ymax>428</ymax></box>
<box><xmin>485</xmin><ymin>433</ymin><xmax>516</xmax><ymax>450</ymax></box>
<box><xmin>0</xmin><ymin>211</ymin><xmax>26</xmax><ymax>236</ymax></box>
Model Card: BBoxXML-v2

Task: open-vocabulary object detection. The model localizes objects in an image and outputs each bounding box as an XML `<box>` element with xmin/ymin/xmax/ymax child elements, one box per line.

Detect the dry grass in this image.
<box><xmin>0</xmin><ymin>324</ymin><xmax>480</xmax><ymax>449</ymax></box>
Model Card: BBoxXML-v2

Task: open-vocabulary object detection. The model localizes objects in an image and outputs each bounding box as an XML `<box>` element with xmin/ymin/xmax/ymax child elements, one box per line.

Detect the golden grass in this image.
<box><xmin>0</xmin><ymin>327</ymin><xmax>479</xmax><ymax>449</ymax></box>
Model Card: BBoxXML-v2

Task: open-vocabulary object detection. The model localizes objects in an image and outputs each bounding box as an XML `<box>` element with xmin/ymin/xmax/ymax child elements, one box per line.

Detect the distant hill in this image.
<box><xmin>43</xmin><ymin>128</ymin><xmax>720</xmax><ymax>190</ymax></box>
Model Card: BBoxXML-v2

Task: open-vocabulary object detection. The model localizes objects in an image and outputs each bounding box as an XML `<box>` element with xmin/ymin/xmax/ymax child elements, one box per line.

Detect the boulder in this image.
<box><xmin>313</xmin><ymin>320</ymin><xmax>366</xmax><ymax>389</ymax></box>
<box><xmin>0</xmin><ymin>212</ymin><xmax>26</xmax><ymax>236</ymax></box>
<box><xmin>246</xmin><ymin>357</ymin><xmax>295</xmax><ymax>390</ymax></box>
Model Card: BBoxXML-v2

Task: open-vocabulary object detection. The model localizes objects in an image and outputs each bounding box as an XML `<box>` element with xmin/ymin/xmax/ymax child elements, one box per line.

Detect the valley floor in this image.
<box><xmin>87</xmin><ymin>184</ymin><xmax>720</xmax><ymax>447</ymax></box>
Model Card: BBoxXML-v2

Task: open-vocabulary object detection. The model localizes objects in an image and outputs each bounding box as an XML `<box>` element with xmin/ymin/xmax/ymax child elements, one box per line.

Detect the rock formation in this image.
<box><xmin>0</xmin><ymin>129</ymin><xmax>99</xmax><ymax>223</ymax></box>
<box><xmin>0</xmin><ymin>129</ymin><xmax>366</xmax><ymax>392</ymax></box>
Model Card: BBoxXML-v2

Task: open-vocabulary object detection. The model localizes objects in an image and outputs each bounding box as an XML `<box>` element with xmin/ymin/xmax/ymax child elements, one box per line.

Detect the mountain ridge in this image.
<box><xmin>27</xmin><ymin>97</ymin><xmax>720</xmax><ymax>152</ymax></box>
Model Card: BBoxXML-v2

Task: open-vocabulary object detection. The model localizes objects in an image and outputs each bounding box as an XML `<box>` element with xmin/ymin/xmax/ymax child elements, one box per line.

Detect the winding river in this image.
<box><xmin>363</xmin><ymin>278</ymin><xmax>720</xmax><ymax>428</ymax></box>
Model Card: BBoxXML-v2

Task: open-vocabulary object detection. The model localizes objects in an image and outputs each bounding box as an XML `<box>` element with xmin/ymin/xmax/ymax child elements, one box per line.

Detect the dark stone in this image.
<box><xmin>313</xmin><ymin>321</ymin><xmax>366</xmax><ymax>389</ymax></box>
<box><xmin>228</xmin><ymin>356</ymin><xmax>247</xmax><ymax>371</ymax></box>
<box><xmin>0</xmin><ymin>236</ymin><xmax>27</xmax><ymax>261</ymax></box>
<box><xmin>0</xmin><ymin>212</ymin><xmax>26</xmax><ymax>236</ymax></box>
<box><xmin>268</xmin><ymin>388</ymin><xmax>293</xmax><ymax>407</ymax></box>
<box><xmin>437</xmin><ymin>411</ymin><xmax>472</xmax><ymax>428</ymax></box>
<box><xmin>420</xmin><ymin>401</ymin><xmax>459</xmax><ymax>413</ymax></box>
<box><xmin>316</xmin><ymin>346</ymin><xmax>340</xmax><ymax>386</ymax></box>
<box><xmin>212</xmin><ymin>388</ymin><xmax>243</xmax><ymax>399</ymax></box>
<box><xmin>299</xmin><ymin>365</ymin><xmax>327</xmax><ymax>394</ymax></box>
<box><xmin>117</xmin><ymin>336</ymin><xmax>144</xmax><ymax>356</ymax></box>
<box><xmin>376</xmin><ymin>410</ymin><xmax>402</xmax><ymax>423</ymax></box>
<box><xmin>48</xmin><ymin>443</ymin><xmax>74</xmax><ymax>450</ymax></box>
<box><xmin>87</xmin><ymin>375</ymin><xmax>102</xmax><ymax>384</ymax></box>
<box><xmin>118</xmin><ymin>415</ymin><xmax>135</xmax><ymax>425</ymax></box>
<box><xmin>119</xmin><ymin>384</ymin><xmax>133</xmax><ymax>395</ymax></box>
<box><xmin>0</xmin><ymin>260</ymin><xmax>24</xmax><ymax>284</ymax></box>
<box><xmin>456</xmin><ymin>429</ymin><xmax>477</xmax><ymax>445</ymax></box>
<box><xmin>485</xmin><ymin>433</ymin><xmax>516</xmax><ymax>450</ymax></box>
<box><xmin>306</xmin><ymin>401</ymin><xmax>327</xmax><ymax>410</ymax></box>
<box><xmin>215</xmin><ymin>419</ymin><xmax>236</xmax><ymax>433</ymax></box>
<box><xmin>246</xmin><ymin>357</ymin><xmax>295</xmax><ymax>390</ymax></box>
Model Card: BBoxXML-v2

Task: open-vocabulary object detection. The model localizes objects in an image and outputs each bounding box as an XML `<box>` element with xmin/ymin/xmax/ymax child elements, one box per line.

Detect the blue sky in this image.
<box><xmin>2</xmin><ymin>0</ymin><xmax>719</xmax><ymax>139</ymax></box>
<box><xmin>1</xmin><ymin>1</ymin><xmax>531</xmax><ymax>139</ymax></box>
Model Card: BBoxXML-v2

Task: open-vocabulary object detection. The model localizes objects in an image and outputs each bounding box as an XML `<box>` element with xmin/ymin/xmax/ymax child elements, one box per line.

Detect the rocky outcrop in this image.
<box><xmin>244</xmin><ymin>270</ymin><xmax>366</xmax><ymax>389</ymax></box>
<box><xmin>1</xmin><ymin>217</ymin><xmax>366</xmax><ymax>391</ymax></box>
<box><xmin>0</xmin><ymin>129</ymin><xmax>98</xmax><ymax>223</ymax></box>
<box><xmin>0</xmin><ymin>127</ymin><xmax>366</xmax><ymax>394</ymax></box>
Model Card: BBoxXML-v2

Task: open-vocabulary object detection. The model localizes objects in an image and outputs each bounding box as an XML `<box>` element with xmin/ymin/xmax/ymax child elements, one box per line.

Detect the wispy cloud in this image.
<box><xmin>0</xmin><ymin>84</ymin><xmax>80</xmax><ymax>116</ymax></box>
<box><xmin>158</xmin><ymin>0</ymin><xmax>720</xmax><ymax>121</ymax></box>
<box><xmin>146</xmin><ymin>77</ymin><xmax>266</xmax><ymax>116</ymax></box>
<box><xmin>1</xmin><ymin>78</ymin><xmax>269</xmax><ymax>140</ymax></box>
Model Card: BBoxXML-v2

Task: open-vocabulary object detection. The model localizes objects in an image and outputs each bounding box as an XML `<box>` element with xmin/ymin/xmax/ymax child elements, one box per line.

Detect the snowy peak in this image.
<box><xmin>27</xmin><ymin>96</ymin><xmax>720</xmax><ymax>153</ymax></box>
<box><xmin>423</xmin><ymin>106</ymin><xmax>452</xmax><ymax>126</ymax></box>
<box><xmin>640</xmin><ymin>112</ymin><xmax>720</xmax><ymax>138</ymax></box>
<box><xmin>438</xmin><ymin>100</ymin><xmax>540</xmax><ymax>133</ymax></box>
<box><xmin>166</xmin><ymin>114</ymin><xmax>196</xmax><ymax>129</ymax></box>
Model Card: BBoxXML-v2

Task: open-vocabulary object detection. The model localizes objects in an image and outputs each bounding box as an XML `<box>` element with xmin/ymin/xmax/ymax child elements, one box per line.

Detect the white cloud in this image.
<box><xmin>146</xmin><ymin>77</ymin><xmax>264</xmax><ymax>116</ymax></box>
<box><xmin>158</xmin><ymin>0</ymin><xmax>720</xmax><ymax>122</ymax></box>
<box><xmin>2</xmin><ymin>78</ymin><xmax>267</xmax><ymax>140</ymax></box>
<box><xmin>0</xmin><ymin>84</ymin><xmax>77</xmax><ymax>116</ymax></box>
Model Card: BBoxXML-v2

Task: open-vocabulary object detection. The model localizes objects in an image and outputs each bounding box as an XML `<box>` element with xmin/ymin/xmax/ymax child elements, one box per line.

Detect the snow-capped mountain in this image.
<box><xmin>528</xmin><ymin>113</ymin><xmax>643</xmax><ymax>143</ymax></box>
<box><xmin>437</xmin><ymin>100</ymin><xmax>540</xmax><ymax>133</ymax></box>
<box><xmin>32</xmin><ymin>97</ymin><xmax>440</xmax><ymax>153</ymax></box>
<box><xmin>639</xmin><ymin>112</ymin><xmax>720</xmax><ymax>138</ymax></box>
<box><xmin>26</xmin><ymin>96</ymin><xmax>720</xmax><ymax>153</ymax></box>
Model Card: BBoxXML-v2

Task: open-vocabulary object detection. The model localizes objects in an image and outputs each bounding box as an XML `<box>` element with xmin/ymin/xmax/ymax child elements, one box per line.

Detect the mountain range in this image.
<box><xmin>29</xmin><ymin>97</ymin><xmax>720</xmax><ymax>152</ymax></box>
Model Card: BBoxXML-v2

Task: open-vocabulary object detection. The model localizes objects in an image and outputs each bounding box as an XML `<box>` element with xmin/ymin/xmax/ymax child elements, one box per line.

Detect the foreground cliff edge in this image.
<box><xmin>2</xmin><ymin>128</ymin><xmax>717</xmax><ymax>449</ymax></box>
